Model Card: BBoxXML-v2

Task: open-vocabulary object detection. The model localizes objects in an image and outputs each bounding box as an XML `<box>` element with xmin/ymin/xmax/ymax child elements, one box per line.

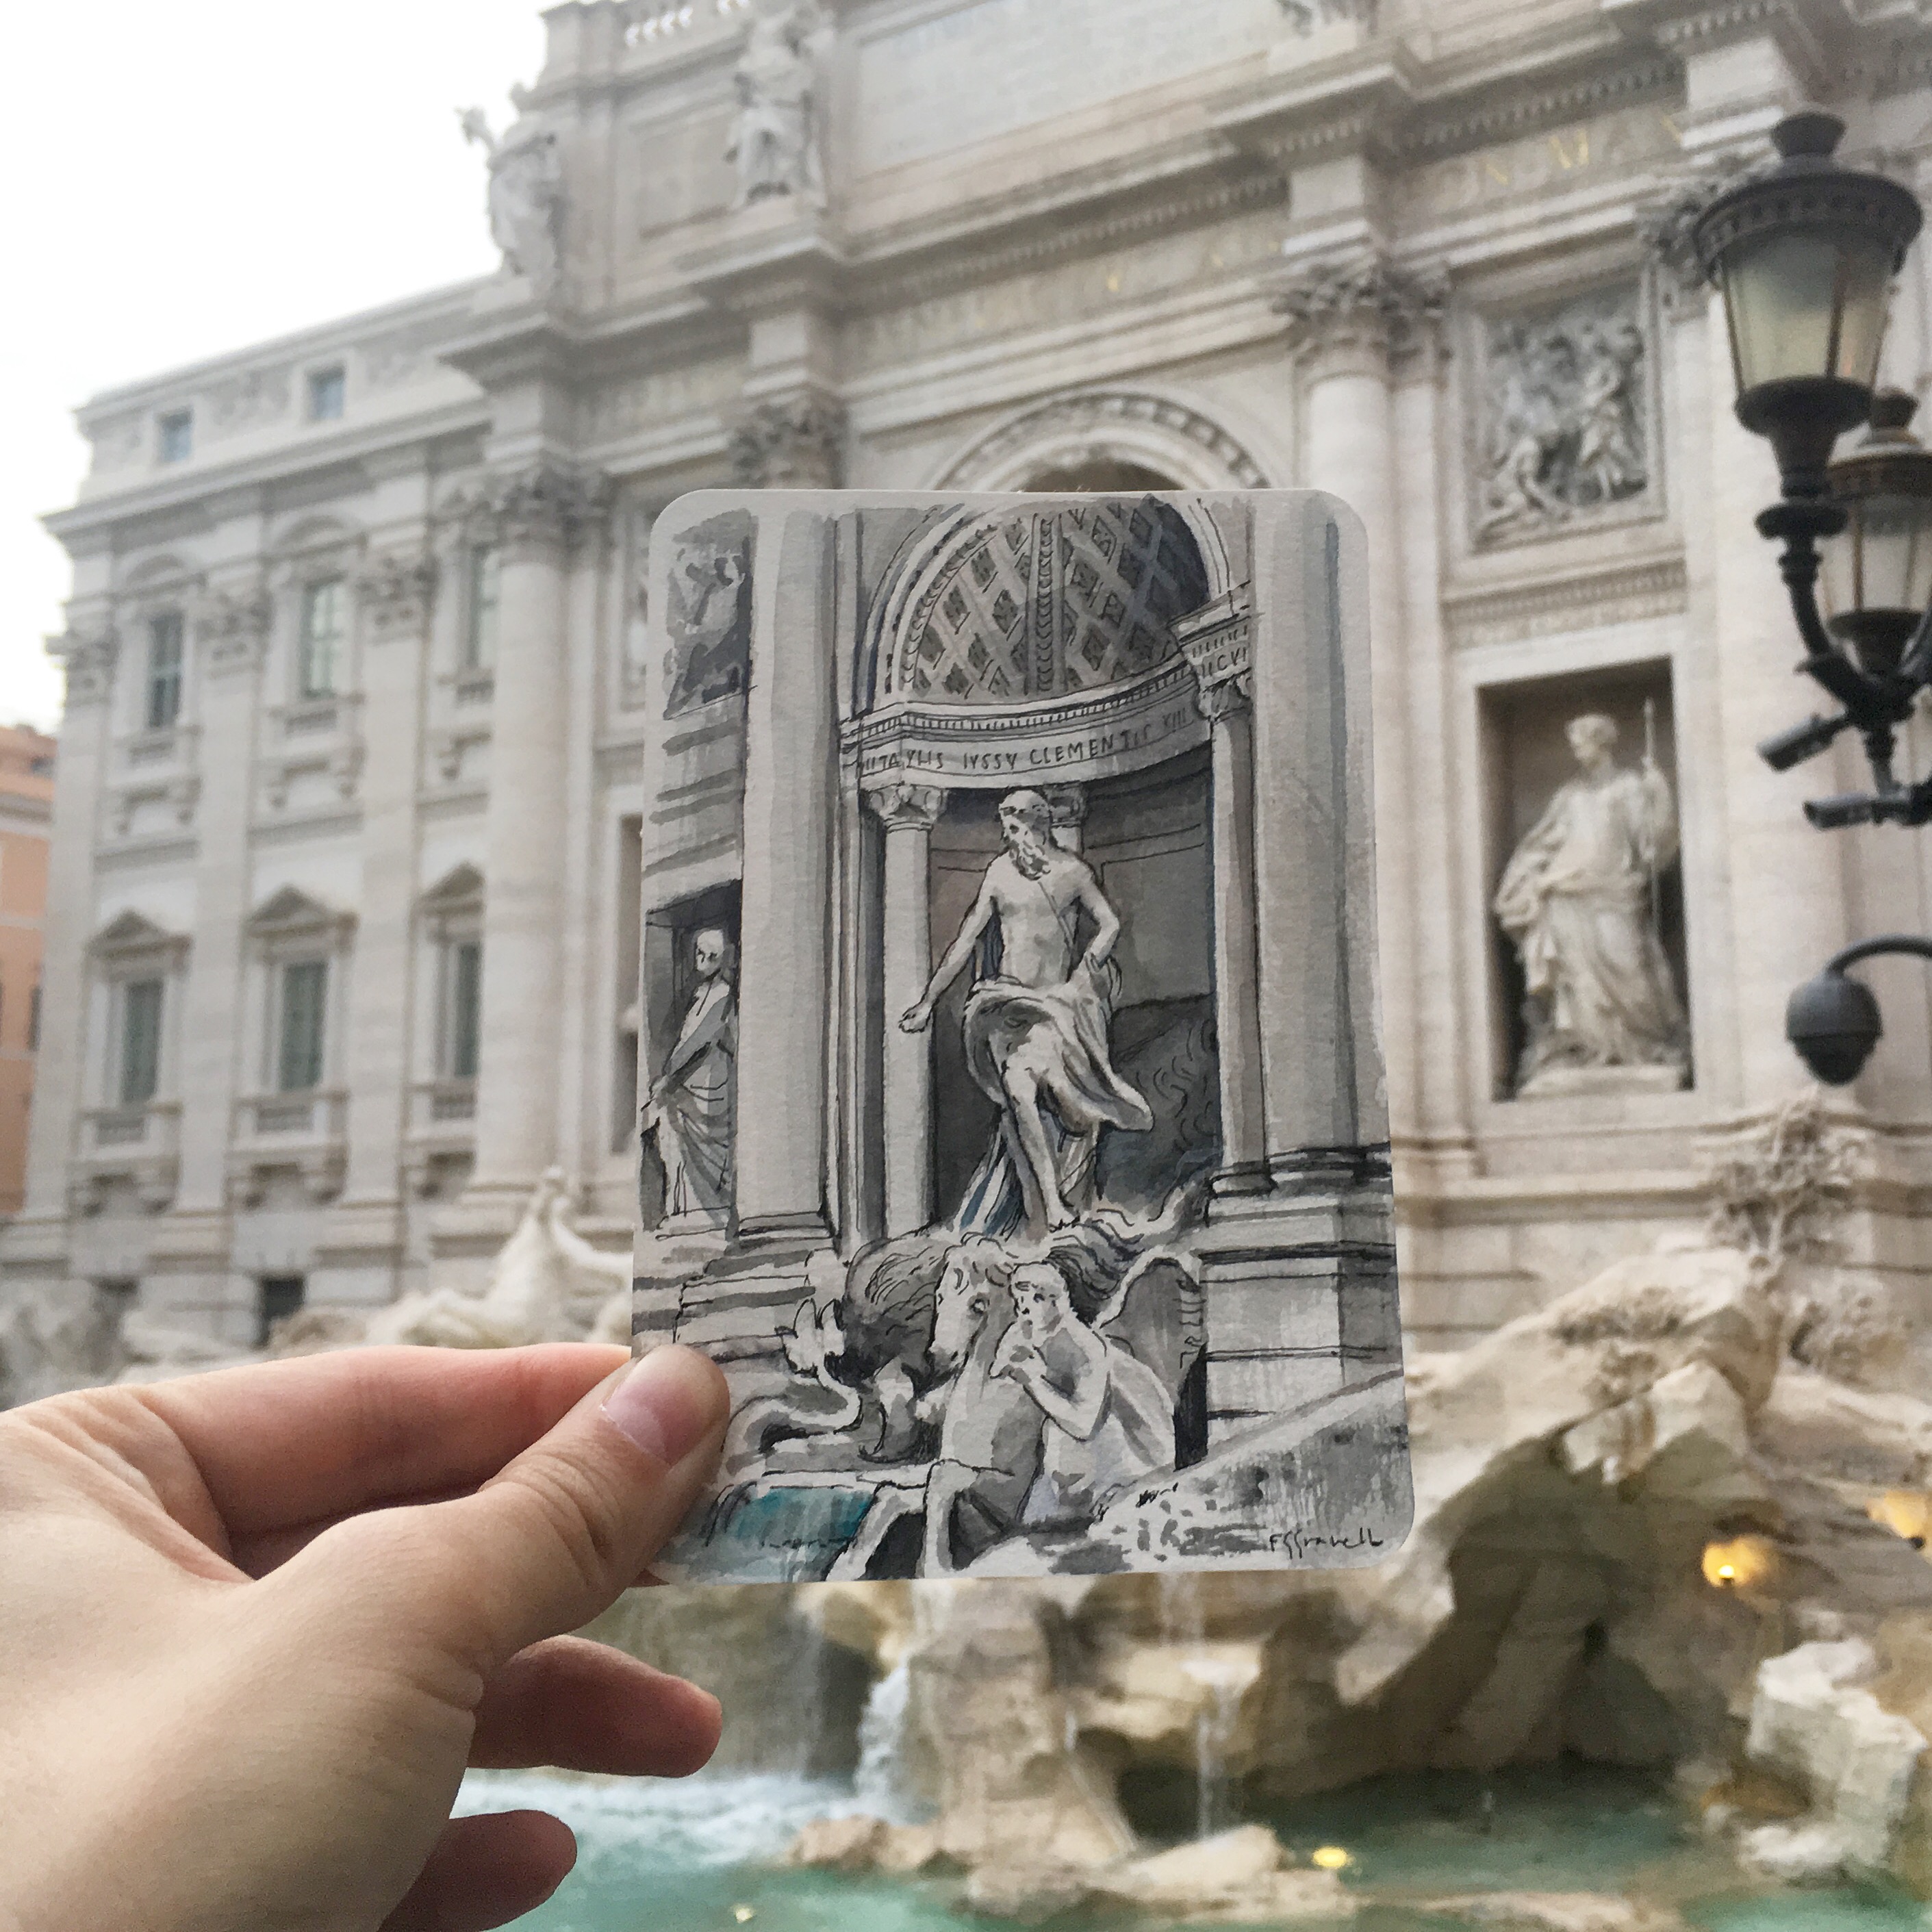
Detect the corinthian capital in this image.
<box><xmin>356</xmin><ymin>549</ymin><xmax>439</xmax><ymax>637</ymax></box>
<box><xmin>866</xmin><ymin>781</ymin><xmax>946</xmax><ymax>832</ymax></box>
<box><xmin>481</xmin><ymin>463</ymin><xmax>613</xmax><ymax>555</ymax></box>
<box><xmin>1636</xmin><ymin>153</ymin><xmax>1755</xmax><ymax>314</ymax></box>
<box><xmin>728</xmin><ymin>392</ymin><xmax>846</xmax><ymax>489</ymax></box>
<box><xmin>48</xmin><ymin>629</ymin><xmax>118</xmax><ymax>707</ymax></box>
<box><xmin>197</xmin><ymin>585</ymin><xmax>275</xmax><ymax>677</ymax></box>
<box><xmin>1274</xmin><ymin>253</ymin><xmax>1448</xmax><ymax>368</ymax></box>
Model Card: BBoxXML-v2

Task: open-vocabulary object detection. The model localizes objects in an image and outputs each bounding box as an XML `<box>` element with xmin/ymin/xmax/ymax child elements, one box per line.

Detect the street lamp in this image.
<box><xmin>1694</xmin><ymin>112</ymin><xmax>1929</xmax><ymax>826</ymax></box>
<box><xmin>1786</xmin><ymin>935</ymin><xmax>1932</xmax><ymax>1083</ymax></box>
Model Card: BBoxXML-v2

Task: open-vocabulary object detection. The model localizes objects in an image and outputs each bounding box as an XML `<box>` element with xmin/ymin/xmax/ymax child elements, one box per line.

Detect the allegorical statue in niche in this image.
<box><xmin>726</xmin><ymin>0</ymin><xmax>827</xmax><ymax>211</ymax></box>
<box><xmin>901</xmin><ymin>789</ymin><xmax>1153</xmax><ymax>1233</ymax></box>
<box><xmin>644</xmin><ymin>928</ymin><xmax>737</xmax><ymax>1225</ymax></box>
<box><xmin>459</xmin><ymin>102</ymin><xmax>565</xmax><ymax>301</ymax></box>
<box><xmin>1494</xmin><ymin>713</ymin><xmax>1688</xmax><ymax>1094</ymax></box>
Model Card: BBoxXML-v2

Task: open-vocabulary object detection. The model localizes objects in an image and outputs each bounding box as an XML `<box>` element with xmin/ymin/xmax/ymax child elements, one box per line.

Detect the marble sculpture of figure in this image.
<box><xmin>644</xmin><ymin>928</ymin><xmax>737</xmax><ymax>1220</ymax></box>
<box><xmin>726</xmin><ymin>1</ymin><xmax>826</xmax><ymax>209</ymax></box>
<box><xmin>902</xmin><ymin>789</ymin><xmax>1153</xmax><ymax>1232</ymax></box>
<box><xmin>1493</xmin><ymin>713</ymin><xmax>1687</xmax><ymax>1091</ymax></box>
<box><xmin>459</xmin><ymin>105</ymin><xmax>565</xmax><ymax>300</ymax></box>
<box><xmin>993</xmin><ymin>1261</ymin><xmax>1175</xmax><ymax>1528</ymax></box>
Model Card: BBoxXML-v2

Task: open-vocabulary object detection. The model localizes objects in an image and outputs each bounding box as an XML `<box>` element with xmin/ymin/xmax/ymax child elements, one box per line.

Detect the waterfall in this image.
<box><xmin>779</xmin><ymin>1594</ymin><xmax>835</xmax><ymax>1779</ymax></box>
<box><xmin>1180</xmin><ymin>1655</ymin><xmax>1246</xmax><ymax>1840</ymax></box>
<box><xmin>854</xmin><ymin>1660</ymin><xmax>921</xmax><ymax>1822</ymax></box>
<box><xmin>1163</xmin><ymin>1572</ymin><xmax>1249</xmax><ymax>1839</ymax></box>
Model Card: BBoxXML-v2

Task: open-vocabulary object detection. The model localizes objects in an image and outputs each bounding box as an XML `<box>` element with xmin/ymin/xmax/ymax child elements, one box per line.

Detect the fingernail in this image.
<box><xmin>602</xmin><ymin>1347</ymin><xmax>718</xmax><ymax>1466</ymax></box>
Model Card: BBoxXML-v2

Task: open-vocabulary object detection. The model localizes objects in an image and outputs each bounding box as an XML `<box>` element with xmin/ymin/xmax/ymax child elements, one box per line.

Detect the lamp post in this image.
<box><xmin>1692</xmin><ymin>112</ymin><xmax>1929</xmax><ymax>827</ymax></box>
<box><xmin>1787</xmin><ymin>937</ymin><xmax>1932</xmax><ymax>1084</ymax></box>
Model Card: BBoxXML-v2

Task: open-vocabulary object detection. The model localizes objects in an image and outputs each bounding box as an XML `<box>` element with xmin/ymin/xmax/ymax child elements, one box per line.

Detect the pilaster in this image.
<box><xmin>735</xmin><ymin>504</ymin><xmax>837</xmax><ymax>1247</ymax></box>
<box><xmin>13</xmin><ymin>630</ymin><xmax>116</xmax><ymax>1245</ymax></box>
<box><xmin>338</xmin><ymin>542</ymin><xmax>436</xmax><ymax>1236</ymax></box>
<box><xmin>461</xmin><ymin>462</ymin><xmax>611</xmax><ymax>1220</ymax></box>
<box><xmin>869</xmin><ymin>782</ymin><xmax>946</xmax><ymax>1238</ymax></box>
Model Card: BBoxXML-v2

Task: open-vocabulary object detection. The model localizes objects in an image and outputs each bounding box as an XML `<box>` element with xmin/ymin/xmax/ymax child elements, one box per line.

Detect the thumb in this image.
<box><xmin>320</xmin><ymin>1345</ymin><xmax>728</xmax><ymax>1675</ymax></box>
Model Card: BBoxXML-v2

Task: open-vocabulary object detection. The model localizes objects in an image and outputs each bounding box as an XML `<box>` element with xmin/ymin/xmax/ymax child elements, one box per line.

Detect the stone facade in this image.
<box><xmin>10</xmin><ymin>0</ymin><xmax>1932</xmax><ymax>1350</ymax></box>
<box><xmin>0</xmin><ymin>727</ymin><xmax>55</xmax><ymax>1216</ymax></box>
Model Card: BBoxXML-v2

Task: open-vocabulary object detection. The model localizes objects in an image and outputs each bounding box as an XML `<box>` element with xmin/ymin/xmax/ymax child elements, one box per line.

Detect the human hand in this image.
<box><xmin>0</xmin><ymin>1342</ymin><xmax>729</xmax><ymax>1932</ymax></box>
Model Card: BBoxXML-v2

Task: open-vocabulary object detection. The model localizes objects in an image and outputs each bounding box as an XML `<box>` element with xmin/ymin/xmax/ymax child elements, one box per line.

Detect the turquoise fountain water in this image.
<box><xmin>455</xmin><ymin>1757</ymin><xmax>1929</xmax><ymax>1932</ymax></box>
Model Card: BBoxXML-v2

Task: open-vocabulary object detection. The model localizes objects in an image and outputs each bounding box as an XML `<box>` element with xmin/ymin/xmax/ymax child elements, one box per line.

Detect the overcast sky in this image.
<box><xmin>1</xmin><ymin>2</ymin><xmax>550</xmax><ymax>733</ymax></box>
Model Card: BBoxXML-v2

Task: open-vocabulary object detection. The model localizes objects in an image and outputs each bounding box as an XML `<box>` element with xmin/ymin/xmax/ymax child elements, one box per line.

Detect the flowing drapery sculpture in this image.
<box><xmin>644</xmin><ymin>929</ymin><xmax>738</xmax><ymax>1223</ymax></box>
<box><xmin>1495</xmin><ymin>713</ymin><xmax>1688</xmax><ymax>1093</ymax></box>
<box><xmin>900</xmin><ymin>790</ymin><xmax>1152</xmax><ymax>1232</ymax></box>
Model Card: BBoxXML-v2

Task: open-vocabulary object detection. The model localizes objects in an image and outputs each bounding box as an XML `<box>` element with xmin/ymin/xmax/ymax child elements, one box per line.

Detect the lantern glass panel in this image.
<box><xmin>1721</xmin><ymin>229</ymin><xmax>1894</xmax><ymax>392</ymax></box>
<box><xmin>1822</xmin><ymin>492</ymin><xmax>1932</xmax><ymax>619</ymax></box>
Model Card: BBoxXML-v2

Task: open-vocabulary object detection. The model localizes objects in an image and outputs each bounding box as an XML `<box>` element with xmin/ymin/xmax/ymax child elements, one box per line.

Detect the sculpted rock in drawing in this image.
<box><xmin>644</xmin><ymin>929</ymin><xmax>737</xmax><ymax>1223</ymax></box>
<box><xmin>1479</xmin><ymin>291</ymin><xmax>1647</xmax><ymax>539</ymax></box>
<box><xmin>726</xmin><ymin>1</ymin><xmax>827</xmax><ymax>210</ymax></box>
<box><xmin>459</xmin><ymin>103</ymin><xmax>565</xmax><ymax>301</ymax></box>
<box><xmin>1494</xmin><ymin>713</ymin><xmax>1688</xmax><ymax>1093</ymax></box>
<box><xmin>901</xmin><ymin>789</ymin><xmax>1154</xmax><ymax>1234</ymax></box>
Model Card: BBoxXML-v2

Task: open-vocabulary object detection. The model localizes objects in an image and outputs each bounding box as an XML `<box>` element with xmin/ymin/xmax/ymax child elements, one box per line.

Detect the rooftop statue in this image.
<box><xmin>459</xmin><ymin>100</ymin><xmax>565</xmax><ymax>302</ymax></box>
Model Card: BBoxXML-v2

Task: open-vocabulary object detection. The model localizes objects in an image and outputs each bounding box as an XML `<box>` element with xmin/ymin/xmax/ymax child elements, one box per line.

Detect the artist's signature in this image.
<box><xmin>1262</xmin><ymin>1525</ymin><xmax>1386</xmax><ymax>1560</ymax></box>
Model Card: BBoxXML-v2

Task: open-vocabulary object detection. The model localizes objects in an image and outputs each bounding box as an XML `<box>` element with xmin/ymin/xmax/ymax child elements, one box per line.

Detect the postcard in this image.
<box><xmin>632</xmin><ymin>490</ymin><xmax>1408</xmax><ymax>1581</ymax></box>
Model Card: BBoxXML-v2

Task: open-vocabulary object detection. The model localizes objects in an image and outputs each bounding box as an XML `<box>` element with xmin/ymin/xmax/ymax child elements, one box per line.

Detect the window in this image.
<box><xmin>257</xmin><ymin>1276</ymin><xmax>306</xmax><ymax>1347</ymax></box>
<box><xmin>445</xmin><ymin>939</ymin><xmax>483</xmax><ymax>1080</ymax></box>
<box><xmin>119</xmin><ymin>978</ymin><xmax>164</xmax><ymax>1106</ymax></box>
<box><xmin>157</xmin><ymin>409</ymin><xmax>193</xmax><ymax>463</ymax></box>
<box><xmin>307</xmin><ymin>366</ymin><xmax>346</xmax><ymax>422</ymax></box>
<box><xmin>298</xmin><ymin>578</ymin><xmax>346</xmax><ymax>698</ymax></box>
<box><xmin>277</xmin><ymin>959</ymin><xmax>328</xmax><ymax>1093</ymax></box>
<box><xmin>145</xmin><ymin>611</ymin><xmax>185</xmax><ymax>729</ymax></box>
<box><xmin>466</xmin><ymin>545</ymin><xmax>500</xmax><ymax>671</ymax></box>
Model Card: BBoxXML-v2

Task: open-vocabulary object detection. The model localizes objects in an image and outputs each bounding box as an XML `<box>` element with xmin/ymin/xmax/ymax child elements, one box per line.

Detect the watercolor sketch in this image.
<box><xmin>633</xmin><ymin>490</ymin><xmax>1410</xmax><ymax>1581</ymax></box>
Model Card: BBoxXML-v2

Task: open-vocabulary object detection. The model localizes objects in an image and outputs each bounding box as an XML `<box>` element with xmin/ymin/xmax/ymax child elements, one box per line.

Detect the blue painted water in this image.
<box><xmin>454</xmin><ymin>1762</ymin><xmax>1930</xmax><ymax>1932</ymax></box>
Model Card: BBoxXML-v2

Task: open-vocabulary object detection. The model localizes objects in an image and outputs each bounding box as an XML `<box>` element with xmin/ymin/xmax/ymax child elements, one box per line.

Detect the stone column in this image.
<box><xmin>735</xmin><ymin>505</ymin><xmax>838</xmax><ymax>1245</ymax></box>
<box><xmin>1275</xmin><ymin>254</ymin><xmax>1445</xmax><ymax>1152</ymax></box>
<box><xmin>465</xmin><ymin>465</ymin><xmax>609</xmax><ymax>1214</ymax></box>
<box><xmin>339</xmin><ymin>549</ymin><xmax>436</xmax><ymax>1228</ymax></box>
<box><xmin>1705</xmin><ymin>299</ymin><xmax>1853</xmax><ymax>1107</ymax></box>
<box><xmin>868</xmin><ymin>782</ymin><xmax>945</xmax><ymax>1237</ymax></box>
<box><xmin>174</xmin><ymin>586</ymin><xmax>272</xmax><ymax>1217</ymax></box>
<box><xmin>15</xmin><ymin>631</ymin><xmax>116</xmax><ymax>1231</ymax></box>
<box><xmin>1202</xmin><ymin>678</ymin><xmax>1269</xmax><ymax>1195</ymax></box>
<box><xmin>1175</xmin><ymin>596</ymin><xmax>1269</xmax><ymax>1197</ymax></box>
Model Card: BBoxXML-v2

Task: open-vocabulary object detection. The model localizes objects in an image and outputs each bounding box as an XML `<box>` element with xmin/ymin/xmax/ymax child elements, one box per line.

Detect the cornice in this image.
<box><xmin>853</xmin><ymin>165</ymin><xmax>1290</xmax><ymax>314</ymax></box>
<box><xmin>1442</xmin><ymin>554</ymin><xmax>1688</xmax><ymax>650</ymax></box>
<box><xmin>45</xmin><ymin>399</ymin><xmax>492</xmax><ymax>547</ymax></box>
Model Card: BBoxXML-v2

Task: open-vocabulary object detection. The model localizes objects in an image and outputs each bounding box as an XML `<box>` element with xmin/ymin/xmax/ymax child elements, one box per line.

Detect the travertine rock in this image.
<box><xmin>1740</xmin><ymin>1640</ymin><xmax>1927</xmax><ymax>1879</ymax></box>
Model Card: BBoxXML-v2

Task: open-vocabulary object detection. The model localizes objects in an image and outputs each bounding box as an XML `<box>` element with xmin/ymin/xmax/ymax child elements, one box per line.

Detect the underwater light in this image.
<box><xmin>1701</xmin><ymin>1534</ymin><xmax>1780</xmax><ymax>1590</ymax></box>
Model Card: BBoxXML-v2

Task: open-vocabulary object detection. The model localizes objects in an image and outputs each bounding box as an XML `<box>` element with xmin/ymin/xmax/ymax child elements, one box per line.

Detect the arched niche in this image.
<box><xmin>931</xmin><ymin>386</ymin><xmax>1275</xmax><ymax>496</ymax></box>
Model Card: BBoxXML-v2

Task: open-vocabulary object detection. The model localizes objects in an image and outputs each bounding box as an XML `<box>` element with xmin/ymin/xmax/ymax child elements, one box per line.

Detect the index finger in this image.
<box><xmin>130</xmin><ymin>1344</ymin><xmax>631</xmax><ymax>1536</ymax></box>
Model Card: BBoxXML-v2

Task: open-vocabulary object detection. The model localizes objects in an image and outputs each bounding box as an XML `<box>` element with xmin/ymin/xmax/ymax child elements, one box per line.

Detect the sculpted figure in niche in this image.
<box><xmin>901</xmin><ymin>789</ymin><xmax>1152</xmax><ymax>1234</ymax></box>
<box><xmin>459</xmin><ymin>103</ymin><xmax>565</xmax><ymax>301</ymax></box>
<box><xmin>644</xmin><ymin>929</ymin><xmax>737</xmax><ymax>1224</ymax></box>
<box><xmin>726</xmin><ymin>1</ymin><xmax>827</xmax><ymax>210</ymax></box>
<box><xmin>1494</xmin><ymin>713</ymin><xmax>1688</xmax><ymax>1094</ymax></box>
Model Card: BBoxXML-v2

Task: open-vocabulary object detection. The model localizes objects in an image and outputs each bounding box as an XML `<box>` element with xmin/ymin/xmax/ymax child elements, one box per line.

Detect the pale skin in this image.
<box><xmin>991</xmin><ymin>1266</ymin><xmax>1108</xmax><ymax>1442</ymax></box>
<box><xmin>900</xmin><ymin>800</ymin><xmax>1121</xmax><ymax>1228</ymax></box>
<box><xmin>0</xmin><ymin>1342</ymin><xmax>730</xmax><ymax>1932</ymax></box>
